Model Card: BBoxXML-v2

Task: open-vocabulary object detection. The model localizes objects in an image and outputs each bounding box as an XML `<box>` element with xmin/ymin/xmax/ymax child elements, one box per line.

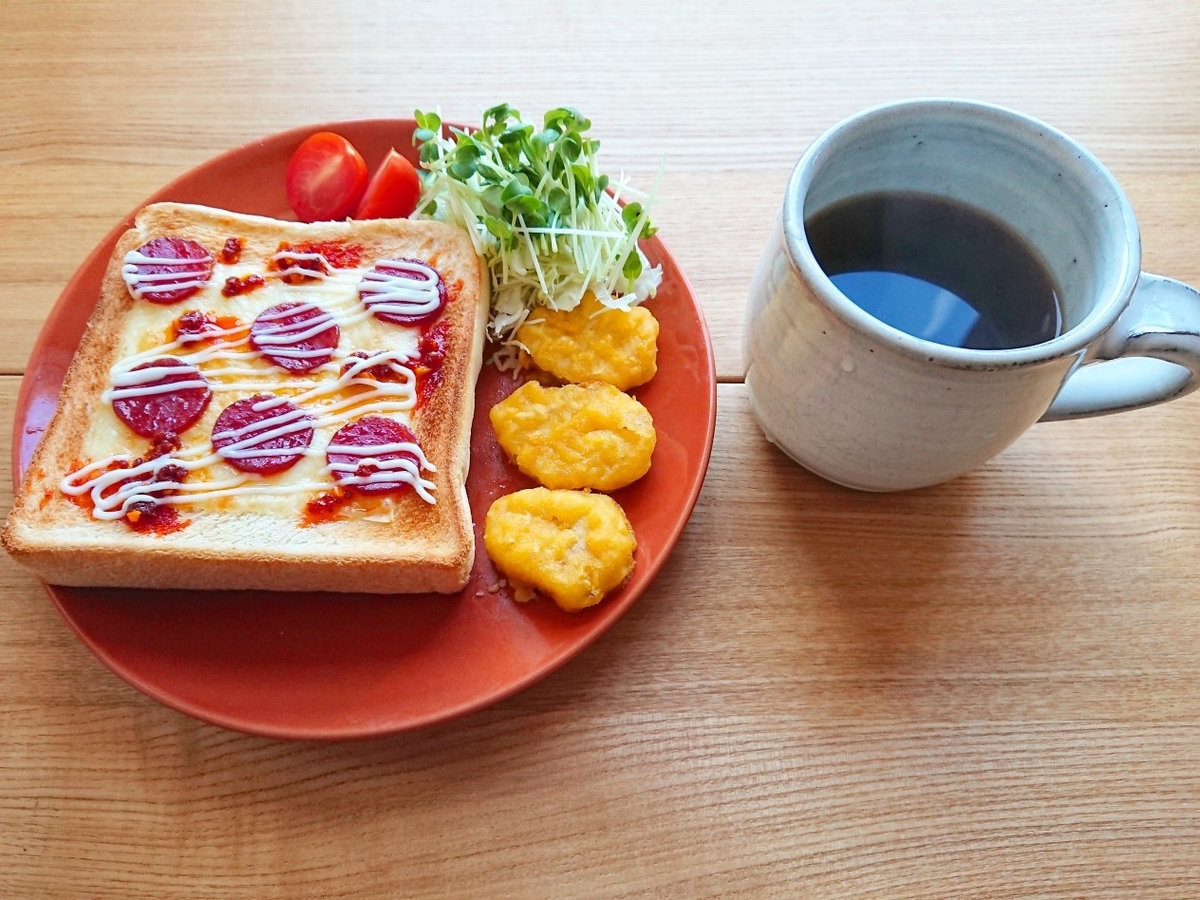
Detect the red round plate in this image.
<box><xmin>12</xmin><ymin>119</ymin><xmax>716</xmax><ymax>740</ymax></box>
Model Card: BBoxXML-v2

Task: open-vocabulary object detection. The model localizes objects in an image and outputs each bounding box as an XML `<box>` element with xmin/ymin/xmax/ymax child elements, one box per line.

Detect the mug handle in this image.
<box><xmin>1040</xmin><ymin>273</ymin><xmax>1200</xmax><ymax>421</ymax></box>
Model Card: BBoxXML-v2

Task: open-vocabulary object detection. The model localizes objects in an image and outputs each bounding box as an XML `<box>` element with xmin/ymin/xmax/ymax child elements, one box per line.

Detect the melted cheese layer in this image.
<box><xmin>77</xmin><ymin>252</ymin><xmax>433</xmax><ymax>518</ymax></box>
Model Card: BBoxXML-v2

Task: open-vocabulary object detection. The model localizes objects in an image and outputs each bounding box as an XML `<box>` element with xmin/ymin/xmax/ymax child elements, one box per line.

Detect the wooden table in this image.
<box><xmin>3</xmin><ymin>1</ymin><xmax>1199</xmax><ymax>896</ymax></box>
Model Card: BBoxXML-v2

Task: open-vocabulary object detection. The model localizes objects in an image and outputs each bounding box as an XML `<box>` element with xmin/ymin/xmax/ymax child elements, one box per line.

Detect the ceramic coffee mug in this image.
<box><xmin>744</xmin><ymin>98</ymin><xmax>1200</xmax><ymax>491</ymax></box>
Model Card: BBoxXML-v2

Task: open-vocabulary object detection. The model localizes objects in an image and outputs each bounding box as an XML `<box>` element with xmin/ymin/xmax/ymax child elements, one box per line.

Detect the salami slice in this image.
<box><xmin>110</xmin><ymin>357</ymin><xmax>211</xmax><ymax>439</ymax></box>
<box><xmin>212</xmin><ymin>394</ymin><xmax>314</xmax><ymax>475</ymax></box>
<box><xmin>358</xmin><ymin>258</ymin><xmax>446</xmax><ymax>326</ymax></box>
<box><xmin>122</xmin><ymin>237</ymin><xmax>214</xmax><ymax>304</ymax></box>
<box><xmin>249</xmin><ymin>302</ymin><xmax>340</xmax><ymax>372</ymax></box>
<box><xmin>326</xmin><ymin>416</ymin><xmax>426</xmax><ymax>496</ymax></box>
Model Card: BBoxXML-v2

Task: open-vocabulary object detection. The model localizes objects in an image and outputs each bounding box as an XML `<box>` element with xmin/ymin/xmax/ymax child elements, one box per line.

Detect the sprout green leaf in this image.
<box><xmin>412</xmin><ymin>105</ymin><xmax>661</xmax><ymax>369</ymax></box>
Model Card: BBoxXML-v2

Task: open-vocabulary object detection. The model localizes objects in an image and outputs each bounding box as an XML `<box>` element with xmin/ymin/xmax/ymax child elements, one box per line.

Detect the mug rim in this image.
<box><xmin>782</xmin><ymin>97</ymin><xmax>1143</xmax><ymax>368</ymax></box>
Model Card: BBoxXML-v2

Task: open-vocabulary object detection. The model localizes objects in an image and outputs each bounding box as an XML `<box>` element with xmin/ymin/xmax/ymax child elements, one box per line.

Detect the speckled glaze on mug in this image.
<box><xmin>744</xmin><ymin>99</ymin><xmax>1200</xmax><ymax>491</ymax></box>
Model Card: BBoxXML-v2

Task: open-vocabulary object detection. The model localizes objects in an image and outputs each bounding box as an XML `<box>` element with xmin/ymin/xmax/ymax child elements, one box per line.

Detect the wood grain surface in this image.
<box><xmin>2</xmin><ymin>0</ymin><xmax>1199</xmax><ymax>897</ymax></box>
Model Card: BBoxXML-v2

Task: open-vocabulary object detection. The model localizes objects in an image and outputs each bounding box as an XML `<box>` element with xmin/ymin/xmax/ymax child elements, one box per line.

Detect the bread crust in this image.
<box><xmin>3</xmin><ymin>203</ymin><xmax>489</xmax><ymax>594</ymax></box>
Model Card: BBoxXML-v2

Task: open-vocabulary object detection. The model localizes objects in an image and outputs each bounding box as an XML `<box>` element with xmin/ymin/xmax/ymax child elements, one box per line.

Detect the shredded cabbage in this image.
<box><xmin>412</xmin><ymin>105</ymin><xmax>661</xmax><ymax>370</ymax></box>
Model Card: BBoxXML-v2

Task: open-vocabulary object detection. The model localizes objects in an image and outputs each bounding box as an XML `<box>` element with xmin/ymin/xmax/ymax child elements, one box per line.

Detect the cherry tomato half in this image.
<box><xmin>355</xmin><ymin>149</ymin><xmax>421</xmax><ymax>219</ymax></box>
<box><xmin>285</xmin><ymin>132</ymin><xmax>369</xmax><ymax>222</ymax></box>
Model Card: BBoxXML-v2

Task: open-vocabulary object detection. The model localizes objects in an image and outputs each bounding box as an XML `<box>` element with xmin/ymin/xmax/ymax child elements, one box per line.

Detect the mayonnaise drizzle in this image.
<box><xmin>103</xmin><ymin>361</ymin><xmax>209</xmax><ymax>403</ymax></box>
<box><xmin>269</xmin><ymin>250</ymin><xmax>334</xmax><ymax>282</ymax></box>
<box><xmin>72</xmin><ymin>248</ymin><xmax>446</xmax><ymax>520</ymax></box>
<box><xmin>323</xmin><ymin>439</ymin><xmax>437</xmax><ymax>504</ymax></box>
<box><xmin>60</xmin><ymin>452</ymin><xmax>333</xmax><ymax>521</ymax></box>
<box><xmin>359</xmin><ymin>259</ymin><xmax>442</xmax><ymax>318</ymax></box>
<box><xmin>212</xmin><ymin>403</ymin><xmax>315</xmax><ymax>462</ymax></box>
<box><xmin>121</xmin><ymin>249</ymin><xmax>214</xmax><ymax>300</ymax></box>
<box><xmin>251</xmin><ymin>302</ymin><xmax>339</xmax><ymax>359</ymax></box>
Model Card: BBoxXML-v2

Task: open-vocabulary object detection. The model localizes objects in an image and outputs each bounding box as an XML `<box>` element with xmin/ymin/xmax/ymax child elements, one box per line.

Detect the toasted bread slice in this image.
<box><xmin>3</xmin><ymin>202</ymin><xmax>489</xmax><ymax>593</ymax></box>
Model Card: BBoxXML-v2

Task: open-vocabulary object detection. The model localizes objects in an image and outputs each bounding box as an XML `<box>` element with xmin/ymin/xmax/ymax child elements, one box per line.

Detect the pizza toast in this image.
<box><xmin>3</xmin><ymin>202</ymin><xmax>489</xmax><ymax>593</ymax></box>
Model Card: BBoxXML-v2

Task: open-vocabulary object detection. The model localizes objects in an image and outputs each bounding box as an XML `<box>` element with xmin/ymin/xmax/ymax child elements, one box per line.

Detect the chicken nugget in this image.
<box><xmin>490</xmin><ymin>381</ymin><xmax>656</xmax><ymax>491</ymax></box>
<box><xmin>518</xmin><ymin>292</ymin><xmax>658</xmax><ymax>389</ymax></box>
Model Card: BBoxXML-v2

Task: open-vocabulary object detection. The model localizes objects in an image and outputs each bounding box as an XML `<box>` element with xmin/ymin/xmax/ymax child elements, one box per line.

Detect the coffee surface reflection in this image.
<box><xmin>806</xmin><ymin>191</ymin><xmax>1063</xmax><ymax>350</ymax></box>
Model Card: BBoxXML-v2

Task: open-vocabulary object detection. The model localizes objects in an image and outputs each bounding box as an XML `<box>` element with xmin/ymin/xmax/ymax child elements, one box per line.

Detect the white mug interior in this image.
<box><xmin>786</xmin><ymin>100</ymin><xmax>1142</xmax><ymax>360</ymax></box>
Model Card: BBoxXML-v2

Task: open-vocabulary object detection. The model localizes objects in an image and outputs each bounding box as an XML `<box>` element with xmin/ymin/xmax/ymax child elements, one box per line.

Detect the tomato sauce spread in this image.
<box><xmin>303</xmin><ymin>488</ymin><xmax>349</xmax><ymax>525</ymax></box>
<box><xmin>68</xmin><ymin>454</ymin><xmax>191</xmax><ymax>534</ymax></box>
<box><xmin>273</xmin><ymin>240</ymin><xmax>365</xmax><ymax>282</ymax></box>
<box><xmin>125</xmin><ymin>497</ymin><xmax>187</xmax><ymax>535</ymax></box>
<box><xmin>171</xmin><ymin>310</ymin><xmax>242</xmax><ymax>341</ymax></box>
<box><xmin>340</xmin><ymin>350</ymin><xmax>407</xmax><ymax>382</ymax></box>
<box><xmin>302</xmin><ymin>488</ymin><xmax>402</xmax><ymax>527</ymax></box>
<box><xmin>220</xmin><ymin>236</ymin><xmax>244</xmax><ymax>264</ymax></box>
<box><xmin>415</xmin><ymin>319</ymin><xmax>450</xmax><ymax>408</ymax></box>
<box><xmin>221</xmin><ymin>273</ymin><xmax>266</xmax><ymax>297</ymax></box>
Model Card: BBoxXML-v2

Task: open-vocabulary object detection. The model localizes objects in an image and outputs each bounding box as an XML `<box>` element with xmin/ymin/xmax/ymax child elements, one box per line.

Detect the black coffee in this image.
<box><xmin>805</xmin><ymin>191</ymin><xmax>1063</xmax><ymax>350</ymax></box>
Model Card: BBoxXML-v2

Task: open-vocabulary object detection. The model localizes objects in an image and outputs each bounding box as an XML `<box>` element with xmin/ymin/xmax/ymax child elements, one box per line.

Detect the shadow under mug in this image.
<box><xmin>744</xmin><ymin>98</ymin><xmax>1200</xmax><ymax>492</ymax></box>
